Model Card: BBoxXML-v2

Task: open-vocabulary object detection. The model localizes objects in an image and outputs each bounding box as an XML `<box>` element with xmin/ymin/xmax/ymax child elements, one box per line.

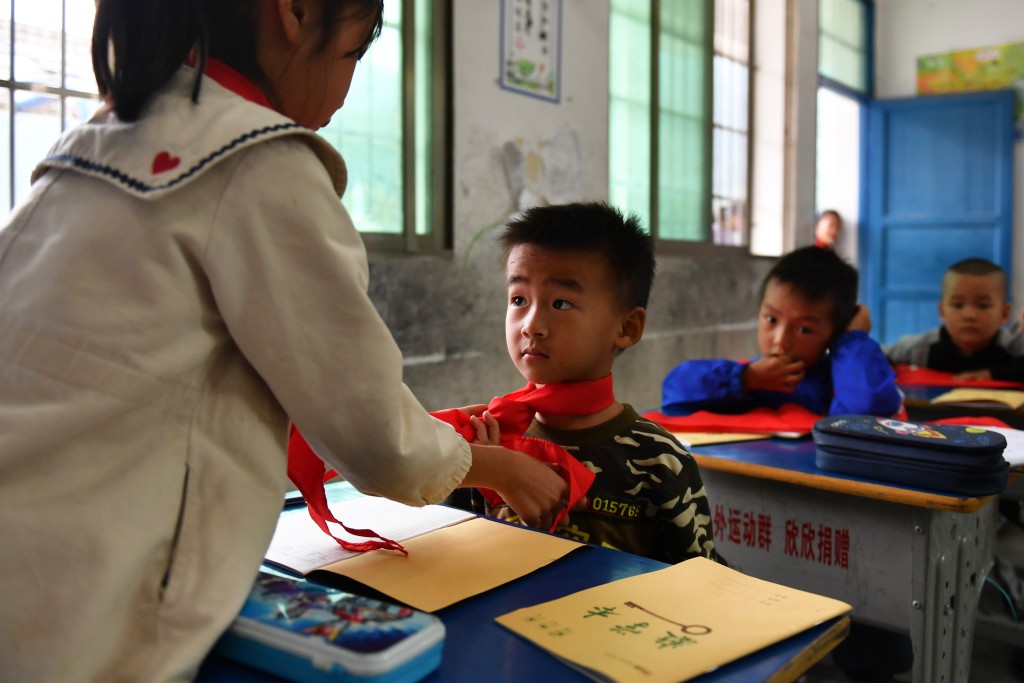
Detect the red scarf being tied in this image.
<box><xmin>287</xmin><ymin>376</ymin><xmax>610</xmax><ymax>552</ymax></box>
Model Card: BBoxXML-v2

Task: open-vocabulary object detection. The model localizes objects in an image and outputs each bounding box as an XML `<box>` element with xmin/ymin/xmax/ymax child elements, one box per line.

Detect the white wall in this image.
<box><xmin>451</xmin><ymin>0</ymin><xmax>610</xmax><ymax>256</ymax></box>
<box><xmin>874</xmin><ymin>0</ymin><xmax>1024</xmax><ymax>315</ymax></box>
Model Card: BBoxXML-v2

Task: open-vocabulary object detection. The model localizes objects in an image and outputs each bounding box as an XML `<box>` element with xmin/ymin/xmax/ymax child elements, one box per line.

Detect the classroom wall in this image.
<box><xmin>365</xmin><ymin>0</ymin><xmax>772</xmax><ymax>413</ymax></box>
<box><xmin>874</xmin><ymin>0</ymin><xmax>1024</xmax><ymax>315</ymax></box>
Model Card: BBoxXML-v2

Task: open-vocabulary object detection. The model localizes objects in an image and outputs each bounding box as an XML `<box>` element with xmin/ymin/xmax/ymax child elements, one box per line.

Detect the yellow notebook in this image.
<box><xmin>496</xmin><ymin>556</ymin><xmax>850</xmax><ymax>683</ymax></box>
<box><xmin>931</xmin><ymin>388</ymin><xmax>1024</xmax><ymax>410</ymax></box>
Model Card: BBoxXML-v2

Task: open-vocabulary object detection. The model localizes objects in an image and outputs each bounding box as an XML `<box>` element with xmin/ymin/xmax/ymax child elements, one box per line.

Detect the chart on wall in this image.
<box><xmin>917</xmin><ymin>41</ymin><xmax>1024</xmax><ymax>136</ymax></box>
<box><xmin>500</xmin><ymin>0</ymin><xmax>562</xmax><ymax>103</ymax></box>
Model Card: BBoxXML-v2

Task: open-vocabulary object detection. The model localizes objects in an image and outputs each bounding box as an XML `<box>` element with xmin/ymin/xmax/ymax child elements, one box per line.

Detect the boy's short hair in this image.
<box><xmin>761</xmin><ymin>246</ymin><xmax>858</xmax><ymax>335</ymax></box>
<box><xmin>498</xmin><ymin>201</ymin><xmax>655</xmax><ymax>310</ymax></box>
<box><xmin>942</xmin><ymin>258</ymin><xmax>1007</xmax><ymax>299</ymax></box>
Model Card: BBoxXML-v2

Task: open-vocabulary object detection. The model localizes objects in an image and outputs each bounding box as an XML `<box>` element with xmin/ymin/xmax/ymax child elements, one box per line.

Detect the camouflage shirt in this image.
<box><xmin>449</xmin><ymin>405</ymin><xmax>721</xmax><ymax>565</ymax></box>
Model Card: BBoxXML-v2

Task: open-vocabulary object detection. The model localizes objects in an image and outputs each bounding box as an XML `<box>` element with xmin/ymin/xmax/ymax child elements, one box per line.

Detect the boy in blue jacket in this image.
<box><xmin>662</xmin><ymin>246</ymin><xmax>901</xmax><ymax>417</ymax></box>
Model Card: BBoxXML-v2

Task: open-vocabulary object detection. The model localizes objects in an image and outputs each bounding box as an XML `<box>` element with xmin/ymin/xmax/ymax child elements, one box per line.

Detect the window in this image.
<box><xmin>0</xmin><ymin>0</ymin><xmax>101</xmax><ymax>211</ymax></box>
<box><xmin>711</xmin><ymin>0</ymin><xmax>750</xmax><ymax>247</ymax></box>
<box><xmin>320</xmin><ymin>0</ymin><xmax>449</xmax><ymax>251</ymax></box>
<box><xmin>0</xmin><ymin>1</ymin><xmax>448</xmax><ymax>252</ymax></box>
<box><xmin>609</xmin><ymin>0</ymin><xmax>751</xmax><ymax>248</ymax></box>
<box><xmin>815</xmin><ymin>0</ymin><xmax>871</xmax><ymax>260</ymax></box>
<box><xmin>818</xmin><ymin>0</ymin><xmax>870</xmax><ymax>95</ymax></box>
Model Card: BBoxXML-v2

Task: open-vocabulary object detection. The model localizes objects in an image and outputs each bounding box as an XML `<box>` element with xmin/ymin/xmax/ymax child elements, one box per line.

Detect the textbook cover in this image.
<box><xmin>213</xmin><ymin>571</ymin><xmax>445</xmax><ymax>683</ymax></box>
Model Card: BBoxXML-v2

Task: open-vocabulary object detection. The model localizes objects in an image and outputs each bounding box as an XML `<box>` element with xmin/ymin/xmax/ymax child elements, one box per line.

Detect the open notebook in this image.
<box><xmin>266</xmin><ymin>483</ymin><xmax>582</xmax><ymax>612</ymax></box>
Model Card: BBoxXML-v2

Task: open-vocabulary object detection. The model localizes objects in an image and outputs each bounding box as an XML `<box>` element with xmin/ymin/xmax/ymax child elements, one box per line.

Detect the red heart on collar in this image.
<box><xmin>152</xmin><ymin>151</ymin><xmax>181</xmax><ymax>175</ymax></box>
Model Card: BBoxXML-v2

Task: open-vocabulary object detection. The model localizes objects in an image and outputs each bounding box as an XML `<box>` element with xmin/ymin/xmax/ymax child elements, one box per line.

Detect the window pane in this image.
<box><xmin>657</xmin><ymin>0</ymin><xmax>707</xmax><ymax>241</ymax></box>
<box><xmin>819</xmin><ymin>0</ymin><xmax>867</xmax><ymax>92</ymax></box>
<box><xmin>64</xmin><ymin>94</ymin><xmax>100</xmax><ymax>130</ymax></box>
<box><xmin>66</xmin><ymin>0</ymin><xmax>96</xmax><ymax>93</ymax></box>
<box><xmin>14</xmin><ymin>0</ymin><xmax>61</xmax><ymax>88</ymax></box>
<box><xmin>711</xmin><ymin>0</ymin><xmax>748</xmax><ymax>246</ymax></box>
<box><xmin>320</xmin><ymin>1</ymin><xmax>403</xmax><ymax>235</ymax></box>
<box><xmin>609</xmin><ymin>0</ymin><xmax>652</xmax><ymax>231</ymax></box>
<box><xmin>13</xmin><ymin>90</ymin><xmax>59</xmax><ymax>203</ymax></box>
<box><xmin>414</xmin><ymin>0</ymin><xmax>431</xmax><ymax>236</ymax></box>
<box><xmin>0</xmin><ymin>87</ymin><xmax>9</xmax><ymax>210</ymax></box>
<box><xmin>0</xmin><ymin>2</ymin><xmax>10</xmax><ymax>80</ymax></box>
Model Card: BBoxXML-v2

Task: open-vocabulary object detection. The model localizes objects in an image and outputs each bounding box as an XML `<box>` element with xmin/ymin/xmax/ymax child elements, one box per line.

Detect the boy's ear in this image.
<box><xmin>1001</xmin><ymin>301</ymin><xmax>1012</xmax><ymax>324</ymax></box>
<box><xmin>615</xmin><ymin>307</ymin><xmax>647</xmax><ymax>351</ymax></box>
<box><xmin>937</xmin><ymin>300</ymin><xmax>946</xmax><ymax>323</ymax></box>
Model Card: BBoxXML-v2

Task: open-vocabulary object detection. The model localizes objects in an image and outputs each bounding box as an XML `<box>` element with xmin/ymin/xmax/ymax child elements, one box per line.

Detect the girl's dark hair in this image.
<box><xmin>92</xmin><ymin>0</ymin><xmax>384</xmax><ymax>123</ymax></box>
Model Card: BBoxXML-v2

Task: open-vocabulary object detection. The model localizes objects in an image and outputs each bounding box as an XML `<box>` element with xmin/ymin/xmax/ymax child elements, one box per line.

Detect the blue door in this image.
<box><xmin>861</xmin><ymin>90</ymin><xmax>1015</xmax><ymax>345</ymax></box>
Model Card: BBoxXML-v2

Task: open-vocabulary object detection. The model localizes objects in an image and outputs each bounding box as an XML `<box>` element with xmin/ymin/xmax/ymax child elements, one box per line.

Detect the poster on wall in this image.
<box><xmin>499</xmin><ymin>0</ymin><xmax>562</xmax><ymax>103</ymax></box>
<box><xmin>916</xmin><ymin>41</ymin><xmax>1024</xmax><ymax>136</ymax></box>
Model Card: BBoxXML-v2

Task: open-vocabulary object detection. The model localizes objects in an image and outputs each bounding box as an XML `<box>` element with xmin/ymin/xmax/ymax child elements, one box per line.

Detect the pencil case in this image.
<box><xmin>212</xmin><ymin>571</ymin><xmax>445</xmax><ymax>683</ymax></box>
<box><xmin>812</xmin><ymin>415</ymin><xmax>1009</xmax><ymax>496</ymax></box>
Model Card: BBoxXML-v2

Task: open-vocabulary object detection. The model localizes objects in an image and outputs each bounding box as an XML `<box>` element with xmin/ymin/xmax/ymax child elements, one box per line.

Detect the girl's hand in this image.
<box><xmin>742</xmin><ymin>356</ymin><xmax>805</xmax><ymax>393</ymax></box>
<box><xmin>462</xmin><ymin>444</ymin><xmax>568</xmax><ymax>531</ymax></box>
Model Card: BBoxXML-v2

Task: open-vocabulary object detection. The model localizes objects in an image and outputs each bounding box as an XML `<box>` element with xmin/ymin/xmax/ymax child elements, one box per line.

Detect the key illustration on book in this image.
<box><xmin>624</xmin><ymin>601</ymin><xmax>712</xmax><ymax>635</ymax></box>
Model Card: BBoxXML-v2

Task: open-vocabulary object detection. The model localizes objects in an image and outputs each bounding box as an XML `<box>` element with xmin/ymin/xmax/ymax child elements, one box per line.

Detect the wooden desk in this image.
<box><xmin>198</xmin><ymin>527</ymin><xmax>849</xmax><ymax>682</ymax></box>
<box><xmin>690</xmin><ymin>438</ymin><xmax>998</xmax><ymax>683</ymax></box>
<box><xmin>900</xmin><ymin>383</ymin><xmax>1024</xmax><ymax>428</ymax></box>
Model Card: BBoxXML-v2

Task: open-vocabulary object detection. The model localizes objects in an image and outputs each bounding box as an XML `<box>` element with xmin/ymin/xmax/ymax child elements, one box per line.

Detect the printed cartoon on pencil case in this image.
<box><xmin>812</xmin><ymin>415</ymin><xmax>1009</xmax><ymax>496</ymax></box>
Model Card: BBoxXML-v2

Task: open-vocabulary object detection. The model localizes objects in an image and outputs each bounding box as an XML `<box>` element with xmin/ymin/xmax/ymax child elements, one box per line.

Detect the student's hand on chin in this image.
<box><xmin>744</xmin><ymin>356</ymin><xmax>805</xmax><ymax>393</ymax></box>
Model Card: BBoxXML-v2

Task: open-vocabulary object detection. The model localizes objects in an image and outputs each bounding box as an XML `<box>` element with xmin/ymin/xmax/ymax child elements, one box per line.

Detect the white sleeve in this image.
<box><xmin>201</xmin><ymin>138</ymin><xmax>470</xmax><ymax>505</ymax></box>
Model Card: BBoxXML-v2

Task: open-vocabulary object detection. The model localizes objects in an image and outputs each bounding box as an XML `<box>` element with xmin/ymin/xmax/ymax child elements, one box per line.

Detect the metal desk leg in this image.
<box><xmin>910</xmin><ymin>501</ymin><xmax>998</xmax><ymax>683</ymax></box>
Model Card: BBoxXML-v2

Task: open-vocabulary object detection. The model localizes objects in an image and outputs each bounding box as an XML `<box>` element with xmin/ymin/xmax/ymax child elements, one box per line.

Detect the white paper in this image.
<box><xmin>973</xmin><ymin>425</ymin><xmax>1024</xmax><ymax>467</ymax></box>
<box><xmin>265</xmin><ymin>495</ymin><xmax>475</xmax><ymax>575</ymax></box>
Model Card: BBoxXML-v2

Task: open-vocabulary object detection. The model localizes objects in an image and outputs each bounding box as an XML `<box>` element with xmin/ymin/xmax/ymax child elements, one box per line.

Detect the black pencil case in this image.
<box><xmin>812</xmin><ymin>415</ymin><xmax>1009</xmax><ymax>496</ymax></box>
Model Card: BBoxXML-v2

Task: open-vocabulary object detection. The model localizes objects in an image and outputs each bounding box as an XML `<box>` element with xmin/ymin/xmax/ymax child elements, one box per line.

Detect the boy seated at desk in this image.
<box><xmin>447</xmin><ymin>202</ymin><xmax>721</xmax><ymax>565</ymax></box>
<box><xmin>661</xmin><ymin>245</ymin><xmax>901</xmax><ymax>418</ymax></box>
<box><xmin>885</xmin><ymin>258</ymin><xmax>1024</xmax><ymax>382</ymax></box>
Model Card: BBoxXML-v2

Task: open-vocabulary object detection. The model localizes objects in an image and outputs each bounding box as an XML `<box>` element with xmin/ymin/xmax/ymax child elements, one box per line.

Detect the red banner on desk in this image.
<box><xmin>643</xmin><ymin>404</ymin><xmax>822</xmax><ymax>436</ymax></box>
<box><xmin>894</xmin><ymin>365</ymin><xmax>1024</xmax><ymax>389</ymax></box>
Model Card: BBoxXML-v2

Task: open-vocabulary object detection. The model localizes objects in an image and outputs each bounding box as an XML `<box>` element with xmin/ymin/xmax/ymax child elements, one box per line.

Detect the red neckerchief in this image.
<box><xmin>189</xmin><ymin>56</ymin><xmax>272</xmax><ymax>108</ymax></box>
<box><xmin>288</xmin><ymin>377</ymin><xmax>609</xmax><ymax>548</ymax></box>
<box><xmin>430</xmin><ymin>377</ymin><xmax>610</xmax><ymax>529</ymax></box>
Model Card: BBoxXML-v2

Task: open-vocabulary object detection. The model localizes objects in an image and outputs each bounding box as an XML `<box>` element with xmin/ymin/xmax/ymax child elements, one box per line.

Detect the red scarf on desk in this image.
<box><xmin>894</xmin><ymin>365</ymin><xmax>1024</xmax><ymax>389</ymax></box>
<box><xmin>643</xmin><ymin>404</ymin><xmax>823</xmax><ymax>436</ymax></box>
<box><xmin>287</xmin><ymin>376</ymin><xmax>608</xmax><ymax>551</ymax></box>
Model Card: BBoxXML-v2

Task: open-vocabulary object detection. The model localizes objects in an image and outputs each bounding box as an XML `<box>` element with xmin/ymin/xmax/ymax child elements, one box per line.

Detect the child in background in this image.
<box><xmin>885</xmin><ymin>258</ymin><xmax>1024</xmax><ymax>382</ymax></box>
<box><xmin>662</xmin><ymin>245</ymin><xmax>901</xmax><ymax>417</ymax></box>
<box><xmin>450</xmin><ymin>202</ymin><xmax>720</xmax><ymax>565</ymax></box>
<box><xmin>0</xmin><ymin>1</ymin><xmax>567</xmax><ymax>680</ymax></box>
<box><xmin>814</xmin><ymin>209</ymin><xmax>842</xmax><ymax>249</ymax></box>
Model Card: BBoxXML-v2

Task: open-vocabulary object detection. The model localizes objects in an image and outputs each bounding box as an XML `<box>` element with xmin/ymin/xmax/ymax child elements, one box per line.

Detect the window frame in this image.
<box><xmin>0</xmin><ymin>2</ymin><xmax>100</xmax><ymax>210</ymax></box>
<box><xmin>609</xmin><ymin>0</ymin><xmax>754</xmax><ymax>255</ymax></box>
<box><xmin>357</xmin><ymin>0</ymin><xmax>452</xmax><ymax>254</ymax></box>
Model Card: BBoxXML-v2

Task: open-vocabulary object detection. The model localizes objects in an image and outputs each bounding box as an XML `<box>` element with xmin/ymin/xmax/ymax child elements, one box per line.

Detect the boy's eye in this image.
<box><xmin>553</xmin><ymin>299</ymin><xmax>573</xmax><ymax>311</ymax></box>
<box><xmin>763</xmin><ymin>314</ymin><xmax>777</xmax><ymax>325</ymax></box>
<box><xmin>798</xmin><ymin>326</ymin><xmax>814</xmax><ymax>335</ymax></box>
<box><xmin>510</xmin><ymin>296</ymin><xmax>526</xmax><ymax>307</ymax></box>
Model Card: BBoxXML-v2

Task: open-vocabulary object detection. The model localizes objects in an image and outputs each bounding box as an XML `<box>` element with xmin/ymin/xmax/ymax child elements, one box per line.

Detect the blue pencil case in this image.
<box><xmin>812</xmin><ymin>415</ymin><xmax>1009</xmax><ymax>496</ymax></box>
<box><xmin>212</xmin><ymin>572</ymin><xmax>445</xmax><ymax>683</ymax></box>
